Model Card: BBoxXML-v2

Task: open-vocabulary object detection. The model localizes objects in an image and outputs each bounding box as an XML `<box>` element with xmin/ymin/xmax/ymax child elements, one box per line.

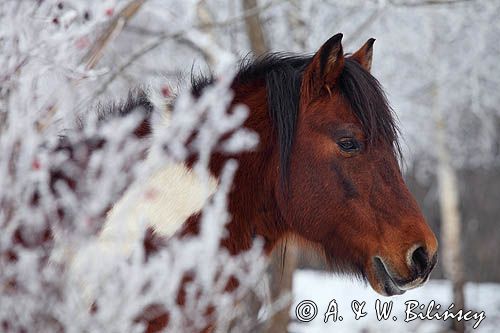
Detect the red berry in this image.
<box><xmin>32</xmin><ymin>159</ymin><xmax>41</xmax><ymax>170</ymax></box>
<box><xmin>75</xmin><ymin>36</ymin><xmax>90</xmax><ymax>49</ymax></box>
<box><xmin>161</xmin><ymin>86</ymin><xmax>171</xmax><ymax>97</ymax></box>
<box><xmin>105</xmin><ymin>8</ymin><xmax>114</xmax><ymax>16</ymax></box>
<box><xmin>84</xmin><ymin>217</ymin><xmax>96</xmax><ymax>228</ymax></box>
<box><xmin>144</xmin><ymin>189</ymin><xmax>158</xmax><ymax>200</ymax></box>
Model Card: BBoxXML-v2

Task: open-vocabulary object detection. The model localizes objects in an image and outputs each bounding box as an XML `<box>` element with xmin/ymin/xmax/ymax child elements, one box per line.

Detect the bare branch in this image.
<box><xmin>90</xmin><ymin>0</ymin><xmax>281</xmax><ymax>99</ymax></box>
<box><xmin>0</xmin><ymin>57</ymin><xmax>28</xmax><ymax>84</ymax></box>
<box><xmin>125</xmin><ymin>0</ymin><xmax>279</xmax><ymax>36</ymax></box>
<box><xmin>346</xmin><ymin>8</ymin><xmax>384</xmax><ymax>49</ymax></box>
<box><xmin>83</xmin><ymin>0</ymin><xmax>147</xmax><ymax>70</ymax></box>
<box><xmin>388</xmin><ymin>0</ymin><xmax>475</xmax><ymax>7</ymax></box>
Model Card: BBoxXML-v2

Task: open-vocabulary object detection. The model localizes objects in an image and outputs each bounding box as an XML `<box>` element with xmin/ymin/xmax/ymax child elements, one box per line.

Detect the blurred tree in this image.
<box><xmin>433</xmin><ymin>80</ymin><xmax>465</xmax><ymax>333</ymax></box>
<box><xmin>242</xmin><ymin>0</ymin><xmax>268</xmax><ymax>56</ymax></box>
<box><xmin>240</xmin><ymin>1</ymin><xmax>298</xmax><ymax>331</ymax></box>
<box><xmin>263</xmin><ymin>241</ymin><xmax>299</xmax><ymax>333</ymax></box>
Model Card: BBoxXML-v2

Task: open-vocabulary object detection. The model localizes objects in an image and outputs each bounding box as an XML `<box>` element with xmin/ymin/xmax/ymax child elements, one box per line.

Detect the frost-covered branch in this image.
<box><xmin>0</xmin><ymin>1</ymin><xmax>271</xmax><ymax>332</ymax></box>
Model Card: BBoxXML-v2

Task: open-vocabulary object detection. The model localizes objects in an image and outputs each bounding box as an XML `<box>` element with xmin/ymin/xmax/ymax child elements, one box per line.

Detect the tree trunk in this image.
<box><xmin>242</xmin><ymin>0</ymin><xmax>268</xmax><ymax>56</ymax></box>
<box><xmin>433</xmin><ymin>83</ymin><xmax>466</xmax><ymax>333</ymax></box>
<box><xmin>241</xmin><ymin>2</ymin><xmax>299</xmax><ymax>331</ymax></box>
<box><xmin>288</xmin><ymin>0</ymin><xmax>307</xmax><ymax>51</ymax></box>
<box><xmin>263</xmin><ymin>241</ymin><xmax>299</xmax><ymax>333</ymax></box>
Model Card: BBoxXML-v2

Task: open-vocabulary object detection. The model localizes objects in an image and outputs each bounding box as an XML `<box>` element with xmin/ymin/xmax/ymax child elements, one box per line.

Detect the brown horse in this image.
<box><xmin>69</xmin><ymin>33</ymin><xmax>438</xmax><ymax>332</ymax></box>
<box><xmin>174</xmin><ymin>33</ymin><xmax>438</xmax><ymax>296</ymax></box>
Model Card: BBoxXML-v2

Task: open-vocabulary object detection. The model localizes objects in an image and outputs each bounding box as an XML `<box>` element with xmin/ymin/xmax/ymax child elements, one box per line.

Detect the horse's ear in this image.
<box><xmin>303</xmin><ymin>33</ymin><xmax>344</xmax><ymax>98</ymax></box>
<box><xmin>351</xmin><ymin>38</ymin><xmax>375</xmax><ymax>72</ymax></box>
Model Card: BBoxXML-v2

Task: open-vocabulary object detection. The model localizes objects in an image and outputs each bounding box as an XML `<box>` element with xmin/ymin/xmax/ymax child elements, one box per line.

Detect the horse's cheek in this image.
<box><xmin>284</xmin><ymin>156</ymin><xmax>335</xmax><ymax>238</ymax></box>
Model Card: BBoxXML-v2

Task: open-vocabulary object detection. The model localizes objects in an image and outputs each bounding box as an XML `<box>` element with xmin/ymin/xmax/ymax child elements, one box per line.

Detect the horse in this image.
<box><xmin>71</xmin><ymin>33</ymin><xmax>438</xmax><ymax>332</ymax></box>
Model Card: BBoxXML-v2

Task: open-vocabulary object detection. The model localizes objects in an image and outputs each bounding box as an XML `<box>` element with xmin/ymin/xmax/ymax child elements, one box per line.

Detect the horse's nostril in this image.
<box><xmin>411</xmin><ymin>246</ymin><xmax>429</xmax><ymax>274</ymax></box>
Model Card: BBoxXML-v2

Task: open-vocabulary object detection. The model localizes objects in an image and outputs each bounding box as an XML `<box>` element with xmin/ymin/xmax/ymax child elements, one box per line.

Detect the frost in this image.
<box><xmin>1</xmin><ymin>1</ymin><xmax>267</xmax><ymax>332</ymax></box>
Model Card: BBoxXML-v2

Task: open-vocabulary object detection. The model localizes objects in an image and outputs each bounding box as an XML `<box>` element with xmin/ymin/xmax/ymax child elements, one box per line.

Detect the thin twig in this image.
<box><xmin>90</xmin><ymin>0</ymin><xmax>282</xmax><ymax>100</ymax></box>
<box><xmin>83</xmin><ymin>0</ymin><xmax>147</xmax><ymax>70</ymax></box>
<box><xmin>387</xmin><ymin>0</ymin><xmax>475</xmax><ymax>7</ymax></box>
<box><xmin>91</xmin><ymin>31</ymin><xmax>182</xmax><ymax>99</ymax></box>
<box><xmin>345</xmin><ymin>7</ymin><xmax>384</xmax><ymax>50</ymax></box>
<box><xmin>125</xmin><ymin>0</ymin><xmax>279</xmax><ymax>37</ymax></box>
<box><xmin>0</xmin><ymin>57</ymin><xmax>28</xmax><ymax>84</ymax></box>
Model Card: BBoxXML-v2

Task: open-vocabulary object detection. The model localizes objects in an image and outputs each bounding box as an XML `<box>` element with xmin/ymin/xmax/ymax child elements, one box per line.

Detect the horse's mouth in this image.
<box><xmin>373</xmin><ymin>257</ymin><xmax>406</xmax><ymax>296</ymax></box>
<box><xmin>372</xmin><ymin>254</ymin><xmax>437</xmax><ymax>296</ymax></box>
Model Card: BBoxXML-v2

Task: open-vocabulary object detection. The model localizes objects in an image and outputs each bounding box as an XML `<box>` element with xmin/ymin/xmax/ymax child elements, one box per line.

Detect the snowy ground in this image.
<box><xmin>291</xmin><ymin>270</ymin><xmax>500</xmax><ymax>333</ymax></box>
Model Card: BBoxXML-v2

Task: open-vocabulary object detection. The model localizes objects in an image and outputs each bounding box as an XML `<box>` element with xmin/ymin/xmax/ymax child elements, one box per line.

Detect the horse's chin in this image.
<box><xmin>323</xmin><ymin>248</ymin><xmax>408</xmax><ymax>296</ymax></box>
<box><xmin>322</xmin><ymin>247</ymin><xmax>417</xmax><ymax>296</ymax></box>
<box><xmin>323</xmin><ymin>249</ymin><xmax>368</xmax><ymax>285</ymax></box>
<box><xmin>367</xmin><ymin>257</ymin><xmax>407</xmax><ymax>296</ymax></box>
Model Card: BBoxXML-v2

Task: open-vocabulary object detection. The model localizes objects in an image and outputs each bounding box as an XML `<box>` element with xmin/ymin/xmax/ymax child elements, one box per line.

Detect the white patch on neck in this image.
<box><xmin>100</xmin><ymin>162</ymin><xmax>217</xmax><ymax>254</ymax></box>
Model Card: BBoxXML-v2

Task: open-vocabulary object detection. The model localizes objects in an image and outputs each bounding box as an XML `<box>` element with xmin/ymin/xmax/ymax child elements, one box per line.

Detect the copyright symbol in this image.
<box><xmin>295</xmin><ymin>300</ymin><xmax>318</xmax><ymax>322</ymax></box>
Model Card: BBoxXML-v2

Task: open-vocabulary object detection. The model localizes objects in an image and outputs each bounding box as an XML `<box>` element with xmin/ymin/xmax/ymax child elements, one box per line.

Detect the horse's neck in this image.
<box><xmin>101</xmin><ymin>84</ymin><xmax>280</xmax><ymax>257</ymax></box>
<box><xmin>102</xmin><ymin>162</ymin><xmax>217</xmax><ymax>246</ymax></box>
<box><xmin>217</xmin><ymin>86</ymin><xmax>284</xmax><ymax>255</ymax></box>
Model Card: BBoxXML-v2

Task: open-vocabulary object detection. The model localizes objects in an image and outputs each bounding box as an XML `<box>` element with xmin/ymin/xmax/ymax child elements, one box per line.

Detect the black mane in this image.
<box><xmin>94</xmin><ymin>89</ymin><xmax>154</xmax><ymax>138</ymax></box>
<box><xmin>193</xmin><ymin>54</ymin><xmax>400</xmax><ymax>186</ymax></box>
<box><xmin>96</xmin><ymin>89</ymin><xmax>154</xmax><ymax>121</ymax></box>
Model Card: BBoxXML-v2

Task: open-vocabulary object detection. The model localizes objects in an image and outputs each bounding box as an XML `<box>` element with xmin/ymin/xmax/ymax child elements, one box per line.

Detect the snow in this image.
<box><xmin>291</xmin><ymin>270</ymin><xmax>500</xmax><ymax>333</ymax></box>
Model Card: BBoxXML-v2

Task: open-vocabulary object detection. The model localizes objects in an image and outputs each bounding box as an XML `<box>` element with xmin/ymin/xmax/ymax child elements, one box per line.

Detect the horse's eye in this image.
<box><xmin>337</xmin><ymin>138</ymin><xmax>360</xmax><ymax>153</ymax></box>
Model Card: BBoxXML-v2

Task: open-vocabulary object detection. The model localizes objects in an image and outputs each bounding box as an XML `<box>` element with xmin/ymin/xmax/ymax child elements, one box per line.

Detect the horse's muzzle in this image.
<box><xmin>372</xmin><ymin>252</ymin><xmax>437</xmax><ymax>296</ymax></box>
